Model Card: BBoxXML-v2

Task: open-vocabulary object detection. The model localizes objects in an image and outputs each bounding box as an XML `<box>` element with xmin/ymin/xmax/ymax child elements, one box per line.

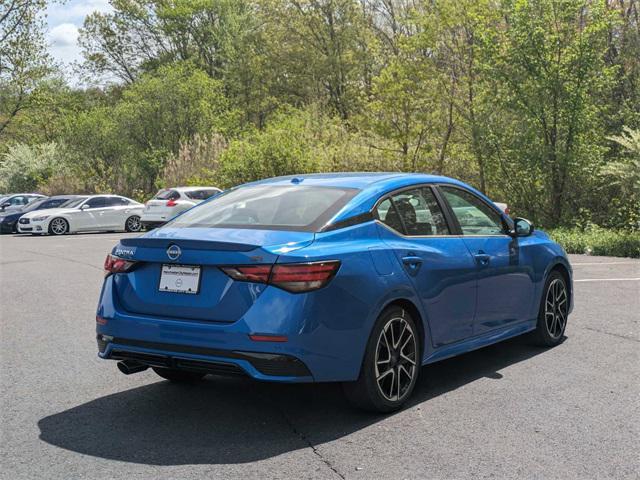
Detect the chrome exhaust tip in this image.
<box><xmin>117</xmin><ymin>360</ymin><xmax>149</xmax><ymax>375</ymax></box>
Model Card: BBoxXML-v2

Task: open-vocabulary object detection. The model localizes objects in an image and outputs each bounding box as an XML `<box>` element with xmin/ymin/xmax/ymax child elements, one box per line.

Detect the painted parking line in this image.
<box><xmin>574</xmin><ymin>278</ymin><xmax>640</xmax><ymax>282</ymax></box>
<box><xmin>572</xmin><ymin>262</ymin><xmax>639</xmax><ymax>266</ymax></box>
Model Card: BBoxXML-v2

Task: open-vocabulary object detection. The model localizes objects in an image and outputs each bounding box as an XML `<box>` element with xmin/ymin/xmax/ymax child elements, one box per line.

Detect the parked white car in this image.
<box><xmin>17</xmin><ymin>195</ymin><xmax>144</xmax><ymax>235</ymax></box>
<box><xmin>141</xmin><ymin>186</ymin><xmax>221</xmax><ymax>229</ymax></box>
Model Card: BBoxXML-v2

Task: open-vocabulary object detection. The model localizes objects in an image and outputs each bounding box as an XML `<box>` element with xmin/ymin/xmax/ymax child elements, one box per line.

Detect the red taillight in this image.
<box><xmin>220</xmin><ymin>265</ymin><xmax>272</xmax><ymax>283</ymax></box>
<box><xmin>166</xmin><ymin>199</ymin><xmax>178</xmax><ymax>207</ymax></box>
<box><xmin>271</xmin><ymin>262</ymin><xmax>340</xmax><ymax>292</ymax></box>
<box><xmin>104</xmin><ymin>254</ymin><xmax>137</xmax><ymax>277</ymax></box>
<box><xmin>220</xmin><ymin>261</ymin><xmax>340</xmax><ymax>293</ymax></box>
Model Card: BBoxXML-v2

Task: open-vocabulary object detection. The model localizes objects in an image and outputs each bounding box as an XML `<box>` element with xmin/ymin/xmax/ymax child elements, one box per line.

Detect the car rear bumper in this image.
<box><xmin>140</xmin><ymin>220</ymin><xmax>166</xmax><ymax>229</ymax></box>
<box><xmin>98</xmin><ymin>335</ymin><xmax>312</xmax><ymax>379</ymax></box>
<box><xmin>96</xmin><ymin>273</ymin><xmax>374</xmax><ymax>383</ymax></box>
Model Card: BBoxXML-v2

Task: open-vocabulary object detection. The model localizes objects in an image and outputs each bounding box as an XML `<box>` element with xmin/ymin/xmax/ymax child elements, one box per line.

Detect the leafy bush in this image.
<box><xmin>214</xmin><ymin>106</ymin><xmax>401</xmax><ymax>188</ymax></box>
<box><xmin>0</xmin><ymin>142</ymin><xmax>68</xmax><ymax>193</ymax></box>
<box><xmin>548</xmin><ymin>227</ymin><xmax>640</xmax><ymax>258</ymax></box>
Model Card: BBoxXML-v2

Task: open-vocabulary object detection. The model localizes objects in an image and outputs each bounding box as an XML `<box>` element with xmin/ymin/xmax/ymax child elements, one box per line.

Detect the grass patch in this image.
<box><xmin>547</xmin><ymin>227</ymin><xmax>640</xmax><ymax>258</ymax></box>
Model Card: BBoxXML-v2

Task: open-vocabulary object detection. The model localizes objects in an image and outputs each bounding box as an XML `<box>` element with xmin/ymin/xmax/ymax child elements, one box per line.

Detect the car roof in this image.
<box><xmin>3</xmin><ymin>193</ymin><xmax>46</xmax><ymax>197</ymax></box>
<box><xmin>172</xmin><ymin>186</ymin><xmax>221</xmax><ymax>191</ymax></box>
<box><xmin>245</xmin><ymin>172</ymin><xmax>495</xmax><ymax>225</ymax></box>
<box><xmin>248</xmin><ymin>172</ymin><xmax>409</xmax><ymax>189</ymax></box>
<box><xmin>47</xmin><ymin>194</ymin><xmax>81</xmax><ymax>199</ymax></box>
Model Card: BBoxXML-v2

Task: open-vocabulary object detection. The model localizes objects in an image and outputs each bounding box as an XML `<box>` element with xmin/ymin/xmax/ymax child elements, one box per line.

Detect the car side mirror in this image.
<box><xmin>80</xmin><ymin>204</ymin><xmax>90</xmax><ymax>210</ymax></box>
<box><xmin>511</xmin><ymin>217</ymin><xmax>534</xmax><ymax>237</ymax></box>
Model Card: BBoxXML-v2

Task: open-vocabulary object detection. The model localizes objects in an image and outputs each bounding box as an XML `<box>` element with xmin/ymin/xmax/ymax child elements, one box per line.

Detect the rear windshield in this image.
<box><xmin>154</xmin><ymin>189</ymin><xmax>180</xmax><ymax>200</ymax></box>
<box><xmin>185</xmin><ymin>189</ymin><xmax>220</xmax><ymax>200</ymax></box>
<box><xmin>166</xmin><ymin>185</ymin><xmax>359</xmax><ymax>232</ymax></box>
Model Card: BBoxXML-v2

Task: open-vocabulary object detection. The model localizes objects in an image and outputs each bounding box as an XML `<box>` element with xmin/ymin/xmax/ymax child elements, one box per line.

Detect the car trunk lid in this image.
<box><xmin>111</xmin><ymin>227</ymin><xmax>314</xmax><ymax>322</ymax></box>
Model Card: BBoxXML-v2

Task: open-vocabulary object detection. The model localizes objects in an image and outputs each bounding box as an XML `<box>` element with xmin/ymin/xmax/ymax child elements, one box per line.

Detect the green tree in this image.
<box><xmin>0</xmin><ymin>0</ymin><xmax>51</xmax><ymax>139</ymax></box>
<box><xmin>480</xmin><ymin>0</ymin><xmax>616</xmax><ymax>227</ymax></box>
<box><xmin>65</xmin><ymin>63</ymin><xmax>237</xmax><ymax>194</ymax></box>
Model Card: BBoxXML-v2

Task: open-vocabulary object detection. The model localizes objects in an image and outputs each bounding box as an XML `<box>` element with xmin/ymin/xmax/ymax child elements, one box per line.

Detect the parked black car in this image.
<box><xmin>0</xmin><ymin>195</ymin><xmax>78</xmax><ymax>234</ymax></box>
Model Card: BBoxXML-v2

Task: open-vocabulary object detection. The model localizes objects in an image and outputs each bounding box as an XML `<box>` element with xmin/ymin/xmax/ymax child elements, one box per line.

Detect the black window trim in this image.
<box><xmin>314</xmin><ymin>181</ymin><xmax>511</xmax><ymax>236</ymax></box>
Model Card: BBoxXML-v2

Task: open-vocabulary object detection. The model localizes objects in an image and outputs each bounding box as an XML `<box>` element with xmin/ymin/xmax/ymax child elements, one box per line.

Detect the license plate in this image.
<box><xmin>159</xmin><ymin>264</ymin><xmax>201</xmax><ymax>294</ymax></box>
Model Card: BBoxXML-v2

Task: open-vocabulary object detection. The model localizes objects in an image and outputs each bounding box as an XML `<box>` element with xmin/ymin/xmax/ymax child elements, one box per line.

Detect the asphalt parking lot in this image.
<box><xmin>1</xmin><ymin>232</ymin><xmax>638</xmax><ymax>480</ymax></box>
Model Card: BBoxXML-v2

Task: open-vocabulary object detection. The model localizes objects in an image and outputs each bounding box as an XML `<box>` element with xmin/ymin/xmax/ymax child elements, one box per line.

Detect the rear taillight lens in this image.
<box><xmin>220</xmin><ymin>261</ymin><xmax>340</xmax><ymax>293</ymax></box>
<box><xmin>166</xmin><ymin>199</ymin><xmax>178</xmax><ymax>207</ymax></box>
<box><xmin>220</xmin><ymin>265</ymin><xmax>271</xmax><ymax>283</ymax></box>
<box><xmin>104</xmin><ymin>254</ymin><xmax>137</xmax><ymax>277</ymax></box>
<box><xmin>271</xmin><ymin>262</ymin><xmax>340</xmax><ymax>292</ymax></box>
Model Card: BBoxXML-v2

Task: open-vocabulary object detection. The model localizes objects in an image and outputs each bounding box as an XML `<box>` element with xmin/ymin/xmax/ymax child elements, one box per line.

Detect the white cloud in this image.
<box><xmin>46</xmin><ymin>0</ymin><xmax>113</xmax><ymax>27</ymax></box>
<box><xmin>49</xmin><ymin>23</ymin><xmax>79</xmax><ymax>47</ymax></box>
<box><xmin>45</xmin><ymin>0</ymin><xmax>115</xmax><ymax>84</ymax></box>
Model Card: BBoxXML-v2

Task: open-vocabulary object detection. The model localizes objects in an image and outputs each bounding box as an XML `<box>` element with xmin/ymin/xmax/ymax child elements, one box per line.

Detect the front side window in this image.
<box><xmin>440</xmin><ymin>186</ymin><xmax>504</xmax><ymax>235</ymax></box>
<box><xmin>167</xmin><ymin>185</ymin><xmax>359</xmax><ymax>232</ymax></box>
<box><xmin>376</xmin><ymin>188</ymin><xmax>449</xmax><ymax>236</ymax></box>
<box><xmin>9</xmin><ymin>196</ymin><xmax>28</xmax><ymax>206</ymax></box>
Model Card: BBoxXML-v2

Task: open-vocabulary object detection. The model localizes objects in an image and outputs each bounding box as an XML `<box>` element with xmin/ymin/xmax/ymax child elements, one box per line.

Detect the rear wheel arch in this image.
<box><xmin>380</xmin><ymin>298</ymin><xmax>426</xmax><ymax>359</ymax></box>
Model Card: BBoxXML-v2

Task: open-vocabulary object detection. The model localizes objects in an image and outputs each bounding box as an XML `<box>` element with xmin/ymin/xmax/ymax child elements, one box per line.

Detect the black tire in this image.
<box><xmin>125</xmin><ymin>215</ymin><xmax>142</xmax><ymax>232</ymax></box>
<box><xmin>48</xmin><ymin>217</ymin><xmax>69</xmax><ymax>235</ymax></box>
<box><xmin>152</xmin><ymin>367</ymin><xmax>205</xmax><ymax>383</ymax></box>
<box><xmin>343</xmin><ymin>306</ymin><xmax>421</xmax><ymax>413</ymax></box>
<box><xmin>530</xmin><ymin>270</ymin><xmax>569</xmax><ymax>347</ymax></box>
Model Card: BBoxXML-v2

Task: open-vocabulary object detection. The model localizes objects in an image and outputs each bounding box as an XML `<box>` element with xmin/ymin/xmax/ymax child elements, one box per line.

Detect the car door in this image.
<box><xmin>376</xmin><ymin>186</ymin><xmax>478</xmax><ymax>347</ymax></box>
<box><xmin>101</xmin><ymin>197</ymin><xmax>128</xmax><ymax>228</ymax></box>
<box><xmin>75</xmin><ymin>196</ymin><xmax>107</xmax><ymax>230</ymax></box>
<box><xmin>438</xmin><ymin>185</ymin><xmax>535</xmax><ymax>335</ymax></box>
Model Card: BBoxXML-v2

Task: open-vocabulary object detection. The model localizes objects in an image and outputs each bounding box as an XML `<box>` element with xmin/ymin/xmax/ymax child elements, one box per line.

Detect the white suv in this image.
<box><xmin>141</xmin><ymin>186</ymin><xmax>222</xmax><ymax>229</ymax></box>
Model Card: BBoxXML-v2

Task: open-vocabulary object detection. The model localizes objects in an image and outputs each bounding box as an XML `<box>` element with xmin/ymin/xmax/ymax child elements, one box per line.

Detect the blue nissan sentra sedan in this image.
<box><xmin>96</xmin><ymin>173</ymin><xmax>572</xmax><ymax>412</ymax></box>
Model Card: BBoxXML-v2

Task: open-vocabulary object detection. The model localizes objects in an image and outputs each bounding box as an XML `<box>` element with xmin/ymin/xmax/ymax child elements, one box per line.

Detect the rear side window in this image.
<box><xmin>376</xmin><ymin>188</ymin><xmax>449</xmax><ymax>236</ymax></box>
<box><xmin>105</xmin><ymin>197</ymin><xmax>131</xmax><ymax>206</ymax></box>
<box><xmin>167</xmin><ymin>185</ymin><xmax>359</xmax><ymax>232</ymax></box>
<box><xmin>185</xmin><ymin>189</ymin><xmax>220</xmax><ymax>200</ymax></box>
<box><xmin>85</xmin><ymin>197</ymin><xmax>106</xmax><ymax>208</ymax></box>
<box><xmin>440</xmin><ymin>186</ymin><xmax>504</xmax><ymax>235</ymax></box>
<box><xmin>154</xmin><ymin>189</ymin><xmax>180</xmax><ymax>201</ymax></box>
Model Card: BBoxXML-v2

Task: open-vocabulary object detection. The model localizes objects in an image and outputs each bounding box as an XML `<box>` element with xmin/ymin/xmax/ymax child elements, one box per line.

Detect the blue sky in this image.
<box><xmin>45</xmin><ymin>0</ymin><xmax>113</xmax><ymax>82</ymax></box>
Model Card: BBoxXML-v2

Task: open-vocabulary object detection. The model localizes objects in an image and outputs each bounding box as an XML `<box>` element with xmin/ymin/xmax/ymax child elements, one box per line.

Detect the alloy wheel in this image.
<box><xmin>126</xmin><ymin>216</ymin><xmax>141</xmax><ymax>232</ymax></box>
<box><xmin>50</xmin><ymin>218</ymin><xmax>67</xmax><ymax>235</ymax></box>
<box><xmin>544</xmin><ymin>278</ymin><xmax>567</xmax><ymax>339</ymax></box>
<box><xmin>375</xmin><ymin>315</ymin><xmax>418</xmax><ymax>402</ymax></box>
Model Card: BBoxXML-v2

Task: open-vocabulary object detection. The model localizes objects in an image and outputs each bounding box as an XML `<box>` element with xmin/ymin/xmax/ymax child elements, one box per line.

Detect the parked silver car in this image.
<box><xmin>140</xmin><ymin>186</ymin><xmax>221</xmax><ymax>229</ymax></box>
<box><xmin>0</xmin><ymin>193</ymin><xmax>46</xmax><ymax>212</ymax></box>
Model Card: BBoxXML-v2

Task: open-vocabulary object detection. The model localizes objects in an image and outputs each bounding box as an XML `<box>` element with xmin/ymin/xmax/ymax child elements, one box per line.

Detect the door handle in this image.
<box><xmin>402</xmin><ymin>254</ymin><xmax>423</xmax><ymax>275</ymax></box>
<box><xmin>474</xmin><ymin>253</ymin><xmax>491</xmax><ymax>266</ymax></box>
